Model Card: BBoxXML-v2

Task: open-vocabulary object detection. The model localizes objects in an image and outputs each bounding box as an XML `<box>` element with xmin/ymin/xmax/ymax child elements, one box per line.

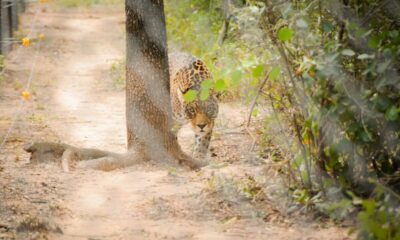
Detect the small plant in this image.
<box><xmin>0</xmin><ymin>55</ymin><xmax>5</xmax><ymax>70</ymax></box>
<box><xmin>109</xmin><ymin>59</ymin><xmax>125</xmax><ymax>90</ymax></box>
<box><xmin>0</xmin><ymin>55</ymin><xmax>4</xmax><ymax>83</ymax></box>
<box><xmin>14</xmin><ymin>82</ymin><xmax>23</xmax><ymax>91</ymax></box>
<box><xmin>357</xmin><ymin>181</ymin><xmax>400</xmax><ymax>240</ymax></box>
<box><xmin>238</xmin><ymin>175</ymin><xmax>264</xmax><ymax>201</ymax></box>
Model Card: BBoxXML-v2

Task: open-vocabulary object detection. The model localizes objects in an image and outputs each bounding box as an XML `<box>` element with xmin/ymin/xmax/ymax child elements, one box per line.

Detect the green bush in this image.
<box><xmin>167</xmin><ymin>0</ymin><xmax>400</xmax><ymax>237</ymax></box>
<box><xmin>256</xmin><ymin>0</ymin><xmax>400</xmax><ymax>238</ymax></box>
<box><xmin>357</xmin><ymin>182</ymin><xmax>400</xmax><ymax>239</ymax></box>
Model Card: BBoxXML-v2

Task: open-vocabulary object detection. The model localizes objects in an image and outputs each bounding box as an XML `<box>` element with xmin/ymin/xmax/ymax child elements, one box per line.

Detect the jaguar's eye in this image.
<box><xmin>186</xmin><ymin>106</ymin><xmax>195</xmax><ymax>116</ymax></box>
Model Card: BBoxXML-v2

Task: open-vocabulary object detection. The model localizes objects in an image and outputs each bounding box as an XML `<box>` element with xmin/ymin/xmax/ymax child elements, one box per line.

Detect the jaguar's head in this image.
<box><xmin>183</xmin><ymin>97</ymin><xmax>218</xmax><ymax>135</ymax></box>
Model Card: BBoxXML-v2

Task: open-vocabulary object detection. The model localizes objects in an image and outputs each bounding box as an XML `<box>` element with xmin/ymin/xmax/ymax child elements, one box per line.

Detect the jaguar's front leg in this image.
<box><xmin>193</xmin><ymin>130</ymin><xmax>212</xmax><ymax>159</ymax></box>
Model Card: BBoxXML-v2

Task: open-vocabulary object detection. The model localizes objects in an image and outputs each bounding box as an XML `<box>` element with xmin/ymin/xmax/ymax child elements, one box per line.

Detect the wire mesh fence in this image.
<box><xmin>0</xmin><ymin>0</ymin><xmax>44</xmax><ymax>153</ymax></box>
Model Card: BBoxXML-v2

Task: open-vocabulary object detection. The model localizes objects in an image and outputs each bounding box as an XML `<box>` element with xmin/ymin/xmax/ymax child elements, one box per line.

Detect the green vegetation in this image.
<box><xmin>165</xmin><ymin>0</ymin><xmax>400</xmax><ymax>239</ymax></box>
<box><xmin>109</xmin><ymin>59</ymin><xmax>125</xmax><ymax>90</ymax></box>
<box><xmin>166</xmin><ymin>0</ymin><xmax>270</xmax><ymax>101</ymax></box>
<box><xmin>0</xmin><ymin>55</ymin><xmax>4</xmax><ymax>83</ymax></box>
<box><xmin>259</xmin><ymin>2</ymin><xmax>400</xmax><ymax>238</ymax></box>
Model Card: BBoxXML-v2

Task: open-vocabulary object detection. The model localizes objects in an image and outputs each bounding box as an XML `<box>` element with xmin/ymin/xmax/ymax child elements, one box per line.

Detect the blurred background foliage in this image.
<box><xmin>165</xmin><ymin>0</ymin><xmax>400</xmax><ymax>239</ymax></box>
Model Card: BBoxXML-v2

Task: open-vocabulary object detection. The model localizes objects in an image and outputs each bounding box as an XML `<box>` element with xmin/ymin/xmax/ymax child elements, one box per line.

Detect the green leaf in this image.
<box><xmin>368</xmin><ymin>36</ymin><xmax>380</xmax><ymax>49</ymax></box>
<box><xmin>269</xmin><ymin>67</ymin><xmax>281</xmax><ymax>81</ymax></box>
<box><xmin>252</xmin><ymin>65</ymin><xmax>264</xmax><ymax>78</ymax></box>
<box><xmin>200</xmin><ymin>89</ymin><xmax>210</xmax><ymax>101</ymax></box>
<box><xmin>201</xmin><ymin>79</ymin><xmax>213</xmax><ymax>90</ymax></box>
<box><xmin>252</xmin><ymin>108</ymin><xmax>258</xmax><ymax>117</ymax></box>
<box><xmin>214</xmin><ymin>79</ymin><xmax>226</xmax><ymax>92</ymax></box>
<box><xmin>341</xmin><ymin>49</ymin><xmax>355</xmax><ymax>56</ymax></box>
<box><xmin>360</xmin><ymin>131</ymin><xmax>372</xmax><ymax>143</ymax></box>
<box><xmin>362</xmin><ymin>200</ymin><xmax>376</xmax><ymax>214</ymax></box>
<box><xmin>183</xmin><ymin>89</ymin><xmax>197</xmax><ymax>103</ymax></box>
<box><xmin>385</xmin><ymin>105</ymin><xmax>399</xmax><ymax>121</ymax></box>
<box><xmin>322</xmin><ymin>22</ymin><xmax>334</xmax><ymax>32</ymax></box>
<box><xmin>231</xmin><ymin>70</ymin><xmax>243</xmax><ymax>85</ymax></box>
<box><xmin>250</xmin><ymin>79</ymin><xmax>259</xmax><ymax>87</ymax></box>
<box><xmin>277</xmin><ymin>27</ymin><xmax>294</xmax><ymax>41</ymax></box>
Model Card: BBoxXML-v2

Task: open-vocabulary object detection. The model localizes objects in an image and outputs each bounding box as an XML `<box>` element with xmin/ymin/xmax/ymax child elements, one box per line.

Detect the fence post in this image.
<box><xmin>11</xmin><ymin>0</ymin><xmax>18</xmax><ymax>32</ymax></box>
<box><xmin>0</xmin><ymin>0</ymin><xmax>12</xmax><ymax>54</ymax></box>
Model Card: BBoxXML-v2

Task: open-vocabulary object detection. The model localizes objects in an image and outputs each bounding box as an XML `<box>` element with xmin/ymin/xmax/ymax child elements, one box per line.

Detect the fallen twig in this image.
<box><xmin>245</xmin><ymin>125</ymin><xmax>257</xmax><ymax>151</ymax></box>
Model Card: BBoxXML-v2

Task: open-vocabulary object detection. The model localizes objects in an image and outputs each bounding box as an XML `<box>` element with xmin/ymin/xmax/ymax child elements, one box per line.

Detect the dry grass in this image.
<box><xmin>57</xmin><ymin>0</ymin><xmax>123</xmax><ymax>8</ymax></box>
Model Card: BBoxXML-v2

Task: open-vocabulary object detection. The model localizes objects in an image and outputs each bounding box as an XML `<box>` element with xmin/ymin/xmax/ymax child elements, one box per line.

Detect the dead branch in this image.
<box><xmin>247</xmin><ymin>72</ymin><xmax>270</xmax><ymax>127</ymax></box>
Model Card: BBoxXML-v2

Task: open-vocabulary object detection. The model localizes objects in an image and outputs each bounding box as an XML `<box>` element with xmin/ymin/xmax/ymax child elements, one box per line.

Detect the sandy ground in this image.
<box><xmin>0</xmin><ymin>3</ymin><xmax>354</xmax><ymax>240</ymax></box>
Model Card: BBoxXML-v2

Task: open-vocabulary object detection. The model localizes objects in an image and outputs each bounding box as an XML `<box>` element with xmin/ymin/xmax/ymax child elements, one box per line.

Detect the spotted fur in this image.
<box><xmin>169</xmin><ymin>52</ymin><xmax>219</xmax><ymax>159</ymax></box>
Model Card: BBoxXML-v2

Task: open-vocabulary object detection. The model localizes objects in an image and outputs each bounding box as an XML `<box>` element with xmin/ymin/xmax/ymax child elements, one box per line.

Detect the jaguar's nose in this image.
<box><xmin>197</xmin><ymin>124</ymin><xmax>207</xmax><ymax>130</ymax></box>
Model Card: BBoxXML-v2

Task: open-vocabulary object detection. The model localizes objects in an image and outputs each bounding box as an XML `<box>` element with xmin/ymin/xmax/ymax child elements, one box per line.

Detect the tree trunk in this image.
<box><xmin>24</xmin><ymin>0</ymin><xmax>202</xmax><ymax>171</ymax></box>
<box><xmin>125</xmin><ymin>0</ymin><xmax>200</xmax><ymax>168</ymax></box>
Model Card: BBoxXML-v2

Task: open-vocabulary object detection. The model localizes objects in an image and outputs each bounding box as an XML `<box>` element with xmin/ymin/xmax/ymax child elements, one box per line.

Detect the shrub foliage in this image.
<box><xmin>166</xmin><ymin>0</ymin><xmax>400</xmax><ymax>238</ymax></box>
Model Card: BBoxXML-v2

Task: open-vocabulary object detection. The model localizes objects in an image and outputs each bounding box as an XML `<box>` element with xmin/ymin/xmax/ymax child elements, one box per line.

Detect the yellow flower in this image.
<box><xmin>39</xmin><ymin>34</ymin><xmax>45</xmax><ymax>40</ymax></box>
<box><xmin>22</xmin><ymin>91</ymin><xmax>30</xmax><ymax>101</ymax></box>
<box><xmin>22</xmin><ymin>38</ymin><xmax>30</xmax><ymax>47</ymax></box>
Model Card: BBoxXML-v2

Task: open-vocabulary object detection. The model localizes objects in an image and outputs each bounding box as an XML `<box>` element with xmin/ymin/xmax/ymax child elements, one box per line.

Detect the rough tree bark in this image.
<box><xmin>125</xmin><ymin>0</ymin><xmax>200</xmax><ymax>168</ymax></box>
<box><xmin>24</xmin><ymin>0</ymin><xmax>202</xmax><ymax>171</ymax></box>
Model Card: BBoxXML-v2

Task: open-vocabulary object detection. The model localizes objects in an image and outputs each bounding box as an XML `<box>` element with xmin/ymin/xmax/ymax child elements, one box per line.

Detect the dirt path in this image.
<box><xmin>0</xmin><ymin>4</ymin><xmax>353</xmax><ymax>240</ymax></box>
